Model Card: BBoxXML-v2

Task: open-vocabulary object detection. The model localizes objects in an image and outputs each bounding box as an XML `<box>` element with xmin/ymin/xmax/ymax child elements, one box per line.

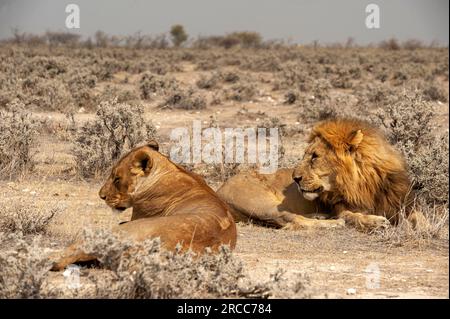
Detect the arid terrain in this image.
<box><xmin>0</xmin><ymin>36</ymin><xmax>448</xmax><ymax>298</ymax></box>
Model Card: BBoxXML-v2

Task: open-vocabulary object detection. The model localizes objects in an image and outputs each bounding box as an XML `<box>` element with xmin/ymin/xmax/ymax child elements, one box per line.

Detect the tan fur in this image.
<box><xmin>217</xmin><ymin>118</ymin><xmax>413</xmax><ymax>231</ymax></box>
<box><xmin>51</xmin><ymin>142</ymin><xmax>237</xmax><ymax>271</ymax></box>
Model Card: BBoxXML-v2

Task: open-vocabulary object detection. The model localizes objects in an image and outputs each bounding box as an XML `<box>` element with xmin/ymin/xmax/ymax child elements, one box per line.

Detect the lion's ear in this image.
<box><xmin>347</xmin><ymin>130</ymin><xmax>364</xmax><ymax>151</ymax></box>
<box><xmin>131</xmin><ymin>149</ymin><xmax>152</xmax><ymax>176</ymax></box>
<box><xmin>147</xmin><ymin>139</ymin><xmax>159</xmax><ymax>152</ymax></box>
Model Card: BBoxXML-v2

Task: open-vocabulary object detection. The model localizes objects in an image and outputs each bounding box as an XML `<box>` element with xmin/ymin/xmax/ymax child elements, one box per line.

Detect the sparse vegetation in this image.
<box><xmin>78</xmin><ymin>229</ymin><xmax>310</xmax><ymax>298</ymax></box>
<box><xmin>159</xmin><ymin>88</ymin><xmax>207</xmax><ymax>110</ymax></box>
<box><xmin>0</xmin><ymin>199</ymin><xmax>61</xmax><ymax>235</ymax></box>
<box><xmin>0</xmin><ymin>32</ymin><xmax>448</xmax><ymax>298</ymax></box>
<box><xmin>374</xmin><ymin>93</ymin><xmax>449</xmax><ymax>206</ymax></box>
<box><xmin>0</xmin><ymin>233</ymin><xmax>52</xmax><ymax>298</ymax></box>
<box><xmin>0</xmin><ymin>101</ymin><xmax>37</xmax><ymax>178</ymax></box>
<box><xmin>72</xmin><ymin>98</ymin><xmax>157</xmax><ymax>178</ymax></box>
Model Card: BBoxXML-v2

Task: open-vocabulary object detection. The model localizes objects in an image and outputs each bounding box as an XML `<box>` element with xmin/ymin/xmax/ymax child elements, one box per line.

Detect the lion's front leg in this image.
<box><xmin>336</xmin><ymin>208</ymin><xmax>390</xmax><ymax>232</ymax></box>
<box><xmin>283</xmin><ymin>214</ymin><xmax>345</xmax><ymax>230</ymax></box>
<box><xmin>49</xmin><ymin>241</ymin><xmax>96</xmax><ymax>271</ymax></box>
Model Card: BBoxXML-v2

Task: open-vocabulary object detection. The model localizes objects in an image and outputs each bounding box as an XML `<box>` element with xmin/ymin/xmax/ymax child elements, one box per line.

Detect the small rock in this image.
<box><xmin>78</xmin><ymin>107</ymin><xmax>86</xmax><ymax>113</ymax></box>
<box><xmin>330</xmin><ymin>266</ymin><xmax>336</xmax><ymax>271</ymax></box>
<box><xmin>30</xmin><ymin>191</ymin><xmax>37</xmax><ymax>196</ymax></box>
<box><xmin>343</xmin><ymin>250</ymin><xmax>348</xmax><ymax>254</ymax></box>
<box><xmin>295</xmin><ymin>122</ymin><xmax>300</xmax><ymax>125</ymax></box>
<box><xmin>425</xmin><ymin>269</ymin><xmax>433</xmax><ymax>273</ymax></box>
<box><xmin>22</xmin><ymin>188</ymin><xmax>29</xmax><ymax>193</ymax></box>
<box><xmin>346</xmin><ymin>288</ymin><xmax>357</xmax><ymax>295</ymax></box>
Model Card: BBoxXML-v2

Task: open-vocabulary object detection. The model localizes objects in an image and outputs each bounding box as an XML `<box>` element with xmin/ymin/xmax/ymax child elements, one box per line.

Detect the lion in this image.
<box><xmin>217</xmin><ymin>118</ymin><xmax>416</xmax><ymax>231</ymax></box>
<box><xmin>51</xmin><ymin>141</ymin><xmax>237</xmax><ymax>271</ymax></box>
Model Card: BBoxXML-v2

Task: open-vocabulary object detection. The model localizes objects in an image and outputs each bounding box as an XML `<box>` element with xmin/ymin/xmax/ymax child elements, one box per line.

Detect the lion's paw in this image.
<box><xmin>361</xmin><ymin>215</ymin><xmax>390</xmax><ymax>231</ymax></box>
<box><xmin>285</xmin><ymin>216</ymin><xmax>345</xmax><ymax>230</ymax></box>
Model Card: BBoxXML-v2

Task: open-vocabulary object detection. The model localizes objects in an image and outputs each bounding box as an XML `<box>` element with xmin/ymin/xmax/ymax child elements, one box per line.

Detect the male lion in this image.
<box><xmin>217</xmin><ymin>118</ymin><xmax>415</xmax><ymax>231</ymax></box>
<box><xmin>51</xmin><ymin>141</ymin><xmax>237</xmax><ymax>270</ymax></box>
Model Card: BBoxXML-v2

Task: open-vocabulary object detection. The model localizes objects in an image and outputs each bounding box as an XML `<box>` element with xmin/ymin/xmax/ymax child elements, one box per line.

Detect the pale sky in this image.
<box><xmin>0</xmin><ymin>0</ymin><xmax>448</xmax><ymax>45</ymax></box>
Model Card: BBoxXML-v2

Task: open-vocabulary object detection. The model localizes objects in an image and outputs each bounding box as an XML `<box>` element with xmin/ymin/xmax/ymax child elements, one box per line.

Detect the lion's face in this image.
<box><xmin>99</xmin><ymin>141</ymin><xmax>159</xmax><ymax>213</ymax></box>
<box><xmin>292</xmin><ymin>137</ymin><xmax>337</xmax><ymax>201</ymax></box>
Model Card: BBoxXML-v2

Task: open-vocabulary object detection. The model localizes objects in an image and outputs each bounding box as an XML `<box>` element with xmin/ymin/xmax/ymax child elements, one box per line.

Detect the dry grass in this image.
<box><xmin>0</xmin><ymin>100</ymin><xmax>37</xmax><ymax>178</ymax></box>
<box><xmin>374</xmin><ymin>201</ymin><xmax>449</xmax><ymax>247</ymax></box>
<box><xmin>0</xmin><ymin>233</ymin><xmax>52</xmax><ymax>298</ymax></box>
<box><xmin>0</xmin><ymin>199</ymin><xmax>61</xmax><ymax>235</ymax></box>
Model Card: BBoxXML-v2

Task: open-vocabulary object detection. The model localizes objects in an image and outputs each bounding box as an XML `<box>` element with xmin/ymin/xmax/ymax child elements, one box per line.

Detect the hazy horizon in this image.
<box><xmin>0</xmin><ymin>0</ymin><xmax>448</xmax><ymax>45</ymax></box>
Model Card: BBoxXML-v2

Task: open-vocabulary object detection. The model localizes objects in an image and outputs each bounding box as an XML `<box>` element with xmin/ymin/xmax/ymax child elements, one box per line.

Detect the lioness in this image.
<box><xmin>51</xmin><ymin>141</ymin><xmax>237</xmax><ymax>270</ymax></box>
<box><xmin>217</xmin><ymin>118</ymin><xmax>414</xmax><ymax>231</ymax></box>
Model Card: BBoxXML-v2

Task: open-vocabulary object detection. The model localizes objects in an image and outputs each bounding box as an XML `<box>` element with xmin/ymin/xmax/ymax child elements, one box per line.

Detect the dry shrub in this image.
<box><xmin>100</xmin><ymin>85</ymin><xmax>139</xmax><ymax>103</ymax></box>
<box><xmin>0</xmin><ymin>199</ymin><xmax>61</xmax><ymax>235</ymax></box>
<box><xmin>221</xmin><ymin>71</ymin><xmax>240</xmax><ymax>83</ymax></box>
<box><xmin>274</xmin><ymin>63</ymin><xmax>313</xmax><ymax>91</ymax></box>
<box><xmin>300</xmin><ymin>95</ymin><xmax>355</xmax><ymax>123</ymax></box>
<box><xmin>72</xmin><ymin>98</ymin><xmax>157</xmax><ymax>178</ymax></box>
<box><xmin>284</xmin><ymin>91</ymin><xmax>299</xmax><ymax>104</ymax></box>
<box><xmin>0</xmin><ymin>233</ymin><xmax>52</xmax><ymax>298</ymax></box>
<box><xmin>225</xmin><ymin>83</ymin><xmax>257</xmax><ymax>102</ymax></box>
<box><xmin>375</xmin><ymin>200</ymin><xmax>449</xmax><ymax>246</ymax></box>
<box><xmin>421</xmin><ymin>83</ymin><xmax>448</xmax><ymax>102</ymax></box>
<box><xmin>24</xmin><ymin>77</ymin><xmax>73</xmax><ymax>112</ymax></box>
<box><xmin>374</xmin><ymin>93</ymin><xmax>449</xmax><ymax>206</ymax></box>
<box><xmin>196</xmin><ymin>72</ymin><xmax>221</xmax><ymax>90</ymax></box>
<box><xmin>354</xmin><ymin>83</ymin><xmax>396</xmax><ymax>107</ymax></box>
<box><xmin>67</xmin><ymin>69</ymin><xmax>98</xmax><ymax>109</ymax></box>
<box><xmin>379</xmin><ymin>38</ymin><xmax>401</xmax><ymax>50</ymax></box>
<box><xmin>139</xmin><ymin>72</ymin><xmax>179</xmax><ymax>100</ymax></box>
<box><xmin>159</xmin><ymin>88</ymin><xmax>207</xmax><ymax>110</ymax></box>
<box><xmin>79</xmin><ymin>229</ymin><xmax>310</xmax><ymax>299</ymax></box>
<box><xmin>0</xmin><ymin>101</ymin><xmax>37</xmax><ymax>178</ymax></box>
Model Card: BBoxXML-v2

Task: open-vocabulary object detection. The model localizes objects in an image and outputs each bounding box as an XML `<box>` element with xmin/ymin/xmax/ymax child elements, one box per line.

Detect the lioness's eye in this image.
<box><xmin>114</xmin><ymin>177</ymin><xmax>120</xmax><ymax>185</ymax></box>
<box><xmin>311</xmin><ymin>152</ymin><xmax>318</xmax><ymax>162</ymax></box>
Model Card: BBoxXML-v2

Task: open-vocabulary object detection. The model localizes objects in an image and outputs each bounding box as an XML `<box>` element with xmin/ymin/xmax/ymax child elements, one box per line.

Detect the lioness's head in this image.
<box><xmin>292</xmin><ymin>119</ymin><xmax>368</xmax><ymax>201</ymax></box>
<box><xmin>99</xmin><ymin>140</ymin><xmax>159</xmax><ymax>212</ymax></box>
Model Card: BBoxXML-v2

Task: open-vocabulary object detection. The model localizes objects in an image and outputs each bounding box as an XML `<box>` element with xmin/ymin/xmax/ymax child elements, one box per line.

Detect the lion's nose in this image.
<box><xmin>293</xmin><ymin>176</ymin><xmax>302</xmax><ymax>184</ymax></box>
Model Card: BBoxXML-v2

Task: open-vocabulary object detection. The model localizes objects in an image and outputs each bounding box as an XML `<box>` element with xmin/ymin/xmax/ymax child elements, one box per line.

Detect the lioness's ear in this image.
<box><xmin>147</xmin><ymin>140</ymin><xmax>159</xmax><ymax>152</ymax></box>
<box><xmin>347</xmin><ymin>130</ymin><xmax>364</xmax><ymax>151</ymax></box>
<box><xmin>131</xmin><ymin>150</ymin><xmax>152</xmax><ymax>176</ymax></box>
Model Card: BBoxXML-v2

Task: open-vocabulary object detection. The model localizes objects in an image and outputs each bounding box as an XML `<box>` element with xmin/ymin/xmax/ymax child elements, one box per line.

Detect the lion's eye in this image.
<box><xmin>311</xmin><ymin>152</ymin><xmax>318</xmax><ymax>162</ymax></box>
<box><xmin>114</xmin><ymin>177</ymin><xmax>120</xmax><ymax>186</ymax></box>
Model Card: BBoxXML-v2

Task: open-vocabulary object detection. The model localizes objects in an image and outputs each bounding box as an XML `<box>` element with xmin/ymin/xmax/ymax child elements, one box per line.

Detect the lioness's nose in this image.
<box><xmin>293</xmin><ymin>176</ymin><xmax>302</xmax><ymax>184</ymax></box>
<box><xmin>99</xmin><ymin>190</ymin><xmax>107</xmax><ymax>200</ymax></box>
